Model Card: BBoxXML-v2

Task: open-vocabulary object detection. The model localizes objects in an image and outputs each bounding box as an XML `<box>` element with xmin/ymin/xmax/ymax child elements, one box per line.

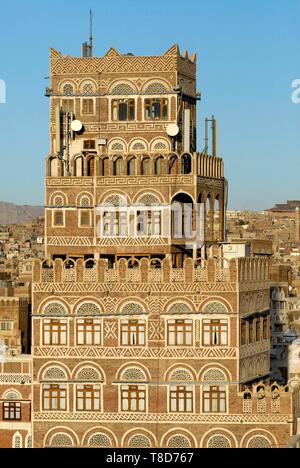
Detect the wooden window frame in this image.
<box><xmin>144</xmin><ymin>98</ymin><xmax>168</xmax><ymax>121</ymax></box>
<box><xmin>112</xmin><ymin>99</ymin><xmax>135</xmax><ymax>122</ymax></box>
<box><xmin>169</xmin><ymin>386</ymin><xmax>193</xmax><ymax>413</ymax></box>
<box><xmin>42</xmin><ymin>385</ymin><xmax>67</xmax><ymax>412</ymax></box>
<box><xmin>203</xmin><ymin>386</ymin><xmax>227</xmax><ymax>414</ymax></box>
<box><xmin>76</xmin><ymin>385</ymin><xmax>101</xmax><ymax>412</ymax></box>
<box><xmin>61</xmin><ymin>99</ymin><xmax>75</xmax><ymax>113</ymax></box>
<box><xmin>76</xmin><ymin>319</ymin><xmax>101</xmax><ymax>346</ymax></box>
<box><xmin>43</xmin><ymin>319</ymin><xmax>67</xmax><ymax>346</ymax></box>
<box><xmin>121</xmin><ymin>320</ymin><xmax>146</xmax><ymax>347</ymax></box>
<box><xmin>121</xmin><ymin>385</ymin><xmax>146</xmax><ymax>413</ymax></box>
<box><xmin>53</xmin><ymin>210</ymin><xmax>65</xmax><ymax>227</ymax></box>
<box><xmin>3</xmin><ymin>402</ymin><xmax>21</xmax><ymax>421</ymax></box>
<box><xmin>82</xmin><ymin>98</ymin><xmax>95</xmax><ymax>115</ymax></box>
<box><xmin>167</xmin><ymin>320</ymin><xmax>193</xmax><ymax>347</ymax></box>
<box><xmin>79</xmin><ymin>210</ymin><xmax>92</xmax><ymax>228</ymax></box>
<box><xmin>202</xmin><ymin>319</ymin><xmax>228</xmax><ymax>347</ymax></box>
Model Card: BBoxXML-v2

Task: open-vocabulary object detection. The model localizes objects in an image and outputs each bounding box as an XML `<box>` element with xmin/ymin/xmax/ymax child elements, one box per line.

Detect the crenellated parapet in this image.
<box><xmin>33</xmin><ymin>257</ymin><xmax>270</xmax><ymax>286</ymax></box>
<box><xmin>239</xmin><ymin>382</ymin><xmax>299</xmax><ymax>415</ymax></box>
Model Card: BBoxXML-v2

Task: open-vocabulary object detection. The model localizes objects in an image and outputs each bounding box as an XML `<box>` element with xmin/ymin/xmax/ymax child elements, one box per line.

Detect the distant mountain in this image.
<box><xmin>0</xmin><ymin>202</ymin><xmax>43</xmax><ymax>225</ymax></box>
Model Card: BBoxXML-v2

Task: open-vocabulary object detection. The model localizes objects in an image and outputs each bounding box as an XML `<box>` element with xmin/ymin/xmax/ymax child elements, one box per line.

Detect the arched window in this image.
<box><xmin>75</xmin><ymin>156</ymin><xmax>84</xmax><ymax>177</ymax></box>
<box><xmin>25</xmin><ymin>435</ymin><xmax>32</xmax><ymax>449</ymax></box>
<box><xmin>141</xmin><ymin>157</ymin><xmax>151</xmax><ymax>176</ymax></box>
<box><xmin>88</xmin><ymin>433</ymin><xmax>112</xmax><ymax>448</ymax></box>
<box><xmin>202</xmin><ymin>369</ymin><xmax>227</xmax><ymax>414</ymax></box>
<box><xmin>54</xmin><ymin>196</ymin><xmax>64</xmax><ymax>207</ymax></box>
<box><xmin>154</xmin><ymin>156</ymin><xmax>164</xmax><ymax>175</ymax></box>
<box><xmin>99</xmin><ymin>157</ymin><xmax>110</xmax><ymax>176</ymax></box>
<box><xmin>167</xmin><ymin>435</ymin><xmax>191</xmax><ymax>449</ymax></box>
<box><xmin>13</xmin><ymin>432</ymin><xmax>22</xmax><ymax>449</ymax></box>
<box><xmin>205</xmin><ymin>196</ymin><xmax>212</xmax><ymax>241</ymax></box>
<box><xmin>49</xmin><ymin>157</ymin><xmax>58</xmax><ymax>177</ymax></box>
<box><xmin>127</xmin><ymin>157</ymin><xmax>136</xmax><ymax>176</ymax></box>
<box><xmin>50</xmin><ymin>433</ymin><xmax>74</xmax><ymax>448</ymax></box>
<box><xmin>182</xmin><ymin>154</ymin><xmax>192</xmax><ymax>175</ymax></box>
<box><xmin>81</xmin><ymin>82</ymin><xmax>96</xmax><ymax>95</ymax></box>
<box><xmin>113</xmin><ymin>157</ymin><xmax>125</xmax><ymax>176</ymax></box>
<box><xmin>169</xmin><ymin>156</ymin><xmax>179</xmax><ymax>175</ymax></box>
<box><xmin>169</xmin><ymin>369</ymin><xmax>194</xmax><ymax>413</ymax></box>
<box><xmin>62</xmin><ymin>84</ymin><xmax>74</xmax><ymax>95</ymax></box>
<box><xmin>128</xmin><ymin>435</ymin><xmax>151</xmax><ymax>448</ymax></box>
<box><xmin>87</xmin><ymin>156</ymin><xmax>95</xmax><ymax>177</ymax></box>
<box><xmin>120</xmin><ymin>368</ymin><xmax>147</xmax><ymax>413</ymax></box>
<box><xmin>171</xmin><ymin>194</ymin><xmax>194</xmax><ymax>239</ymax></box>
<box><xmin>111</xmin><ymin>83</ymin><xmax>135</xmax><ymax>95</ymax></box>
<box><xmin>207</xmin><ymin>435</ymin><xmax>231</xmax><ymax>449</ymax></box>
<box><xmin>43</xmin><ymin>303</ymin><xmax>68</xmax><ymax>317</ymax></box>
<box><xmin>214</xmin><ymin>197</ymin><xmax>220</xmax><ymax>241</ymax></box>
<box><xmin>248</xmin><ymin>436</ymin><xmax>272</xmax><ymax>449</ymax></box>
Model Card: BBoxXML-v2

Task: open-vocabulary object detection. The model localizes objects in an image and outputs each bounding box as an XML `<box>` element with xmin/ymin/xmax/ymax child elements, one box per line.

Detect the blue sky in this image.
<box><xmin>0</xmin><ymin>0</ymin><xmax>299</xmax><ymax>210</ymax></box>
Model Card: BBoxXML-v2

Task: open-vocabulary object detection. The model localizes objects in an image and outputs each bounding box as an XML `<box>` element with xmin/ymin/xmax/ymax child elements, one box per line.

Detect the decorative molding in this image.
<box><xmin>33</xmin><ymin>346</ymin><xmax>237</xmax><ymax>359</ymax></box>
<box><xmin>33</xmin><ymin>412</ymin><xmax>291</xmax><ymax>424</ymax></box>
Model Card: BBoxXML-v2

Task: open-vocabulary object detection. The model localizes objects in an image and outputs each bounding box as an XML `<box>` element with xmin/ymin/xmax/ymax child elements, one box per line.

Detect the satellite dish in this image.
<box><xmin>71</xmin><ymin>120</ymin><xmax>83</xmax><ymax>132</ymax></box>
<box><xmin>167</xmin><ymin>124</ymin><xmax>179</xmax><ymax>137</ymax></box>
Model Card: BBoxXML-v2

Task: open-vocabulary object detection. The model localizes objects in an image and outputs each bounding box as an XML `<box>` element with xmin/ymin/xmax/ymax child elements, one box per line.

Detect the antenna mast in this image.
<box><xmin>89</xmin><ymin>9</ymin><xmax>93</xmax><ymax>56</ymax></box>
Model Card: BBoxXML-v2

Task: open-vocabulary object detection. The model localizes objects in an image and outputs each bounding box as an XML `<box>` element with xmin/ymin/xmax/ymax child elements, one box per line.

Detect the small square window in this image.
<box><xmin>54</xmin><ymin>211</ymin><xmax>64</xmax><ymax>227</ymax></box>
<box><xmin>80</xmin><ymin>211</ymin><xmax>91</xmax><ymax>227</ymax></box>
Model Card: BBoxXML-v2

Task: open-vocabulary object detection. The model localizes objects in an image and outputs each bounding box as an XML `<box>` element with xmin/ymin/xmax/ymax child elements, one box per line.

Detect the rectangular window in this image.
<box><xmin>241</xmin><ymin>320</ymin><xmax>247</xmax><ymax>346</ymax></box>
<box><xmin>203</xmin><ymin>386</ymin><xmax>227</xmax><ymax>413</ymax></box>
<box><xmin>61</xmin><ymin>99</ymin><xmax>74</xmax><ymax>113</ymax></box>
<box><xmin>3</xmin><ymin>402</ymin><xmax>21</xmax><ymax>421</ymax></box>
<box><xmin>80</xmin><ymin>211</ymin><xmax>91</xmax><ymax>227</ymax></box>
<box><xmin>263</xmin><ymin>317</ymin><xmax>270</xmax><ymax>341</ymax></box>
<box><xmin>83</xmin><ymin>140</ymin><xmax>96</xmax><ymax>151</ymax></box>
<box><xmin>112</xmin><ymin>99</ymin><xmax>135</xmax><ymax>121</ymax></box>
<box><xmin>249</xmin><ymin>320</ymin><xmax>254</xmax><ymax>344</ymax></box>
<box><xmin>121</xmin><ymin>386</ymin><xmax>146</xmax><ymax>413</ymax></box>
<box><xmin>121</xmin><ymin>320</ymin><xmax>146</xmax><ymax>347</ymax></box>
<box><xmin>43</xmin><ymin>320</ymin><xmax>67</xmax><ymax>346</ymax></box>
<box><xmin>145</xmin><ymin>98</ymin><xmax>168</xmax><ymax>121</ymax></box>
<box><xmin>53</xmin><ymin>211</ymin><xmax>64</xmax><ymax>227</ymax></box>
<box><xmin>82</xmin><ymin>99</ymin><xmax>94</xmax><ymax>114</ymax></box>
<box><xmin>76</xmin><ymin>385</ymin><xmax>101</xmax><ymax>412</ymax></box>
<box><xmin>170</xmin><ymin>386</ymin><xmax>193</xmax><ymax>413</ymax></box>
<box><xmin>203</xmin><ymin>320</ymin><xmax>228</xmax><ymax>346</ymax></box>
<box><xmin>0</xmin><ymin>321</ymin><xmax>13</xmax><ymax>331</ymax></box>
<box><xmin>256</xmin><ymin>319</ymin><xmax>261</xmax><ymax>342</ymax></box>
<box><xmin>167</xmin><ymin>320</ymin><xmax>193</xmax><ymax>346</ymax></box>
<box><xmin>77</xmin><ymin>319</ymin><xmax>101</xmax><ymax>346</ymax></box>
<box><xmin>42</xmin><ymin>385</ymin><xmax>67</xmax><ymax>411</ymax></box>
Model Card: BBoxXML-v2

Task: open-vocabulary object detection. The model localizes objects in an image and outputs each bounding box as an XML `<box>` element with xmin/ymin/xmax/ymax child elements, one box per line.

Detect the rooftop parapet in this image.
<box><xmin>33</xmin><ymin>257</ymin><xmax>270</xmax><ymax>286</ymax></box>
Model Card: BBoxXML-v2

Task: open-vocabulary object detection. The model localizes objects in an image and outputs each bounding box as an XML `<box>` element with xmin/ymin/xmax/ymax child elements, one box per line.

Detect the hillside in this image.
<box><xmin>0</xmin><ymin>202</ymin><xmax>43</xmax><ymax>225</ymax></box>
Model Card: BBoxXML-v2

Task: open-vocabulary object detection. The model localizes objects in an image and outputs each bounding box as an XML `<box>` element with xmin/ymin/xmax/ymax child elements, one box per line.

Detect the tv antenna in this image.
<box><xmin>82</xmin><ymin>10</ymin><xmax>94</xmax><ymax>57</ymax></box>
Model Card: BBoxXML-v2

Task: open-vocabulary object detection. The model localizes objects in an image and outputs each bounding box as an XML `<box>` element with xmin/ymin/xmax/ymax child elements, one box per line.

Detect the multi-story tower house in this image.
<box><xmin>31</xmin><ymin>44</ymin><xmax>300</xmax><ymax>449</ymax></box>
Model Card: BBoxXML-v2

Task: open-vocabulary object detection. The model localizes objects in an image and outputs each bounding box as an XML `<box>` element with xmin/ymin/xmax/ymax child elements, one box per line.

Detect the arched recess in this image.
<box><xmin>87</xmin><ymin>155</ymin><xmax>95</xmax><ymax>177</ymax></box>
<box><xmin>74</xmin><ymin>155</ymin><xmax>84</xmax><ymax>177</ymax></box>
<box><xmin>214</xmin><ymin>196</ymin><xmax>220</xmax><ymax>241</ymax></box>
<box><xmin>113</xmin><ymin>156</ymin><xmax>125</xmax><ymax>176</ymax></box>
<box><xmin>171</xmin><ymin>193</ymin><xmax>194</xmax><ymax>239</ymax></box>
<box><xmin>141</xmin><ymin>156</ymin><xmax>151</xmax><ymax>176</ymax></box>
<box><xmin>154</xmin><ymin>156</ymin><xmax>165</xmax><ymax>175</ymax></box>
<box><xmin>169</xmin><ymin>154</ymin><xmax>179</xmax><ymax>175</ymax></box>
<box><xmin>99</xmin><ymin>156</ymin><xmax>110</xmax><ymax>176</ymax></box>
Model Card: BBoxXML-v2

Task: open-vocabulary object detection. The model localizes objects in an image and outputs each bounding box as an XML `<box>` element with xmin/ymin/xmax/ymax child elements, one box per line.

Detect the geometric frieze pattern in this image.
<box><xmin>104</xmin><ymin>322</ymin><xmax>118</xmax><ymax>341</ymax></box>
<box><xmin>0</xmin><ymin>374</ymin><xmax>32</xmax><ymax>384</ymax></box>
<box><xmin>50</xmin><ymin>56</ymin><xmax>178</xmax><ymax>76</ymax></box>
<box><xmin>148</xmin><ymin>322</ymin><xmax>165</xmax><ymax>341</ymax></box>
<box><xmin>33</xmin><ymin>347</ymin><xmax>237</xmax><ymax>360</ymax></box>
<box><xmin>203</xmin><ymin>302</ymin><xmax>228</xmax><ymax>315</ymax></box>
<box><xmin>33</xmin><ymin>412</ymin><xmax>291</xmax><ymax>424</ymax></box>
<box><xmin>33</xmin><ymin>283</ymin><xmax>237</xmax><ymax>294</ymax></box>
<box><xmin>240</xmin><ymin>343</ymin><xmax>270</xmax><ymax>359</ymax></box>
<box><xmin>47</xmin><ymin>175</ymin><xmax>194</xmax><ymax>188</ymax></box>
